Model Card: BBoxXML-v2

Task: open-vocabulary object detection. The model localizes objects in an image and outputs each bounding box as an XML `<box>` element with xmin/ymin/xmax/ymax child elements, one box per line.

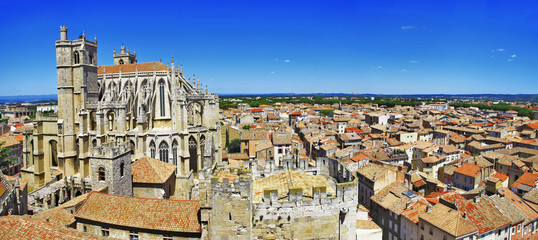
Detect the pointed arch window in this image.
<box><xmin>149</xmin><ymin>141</ymin><xmax>156</xmax><ymax>159</ymax></box>
<box><xmin>172</xmin><ymin>140</ymin><xmax>178</xmax><ymax>173</ymax></box>
<box><xmin>159</xmin><ymin>80</ymin><xmax>166</xmax><ymax>117</ymax></box>
<box><xmin>74</xmin><ymin>51</ymin><xmax>80</xmax><ymax>64</ymax></box>
<box><xmin>189</xmin><ymin>136</ymin><xmax>198</xmax><ymax>173</ymax></box>
<box><xmin>159</xmin><ymin>141</ymin><xmax>169</xmax><ymax>162</ymax></box>
<box><xmin>119</xmin><ymin>59</ymin><xmax>124</xmax><ymax>64</ymax></box>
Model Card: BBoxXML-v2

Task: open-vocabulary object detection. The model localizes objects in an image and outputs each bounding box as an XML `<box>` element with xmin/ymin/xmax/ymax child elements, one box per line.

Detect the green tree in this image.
<box><xmin>227</xmin><ymin>139</ymin><xmax>241</xmax><ymax>153</ymax></box>
<box><xmin>0</xmin><ymin>141</ymin><xmax>14</xmax><ymax>174</ymax></box>
<box><xmin>242</xmin><ymin>125</ymin><xmax>251</xmax><ymax>130</ymax></box>
<box><xmin>319</xmin><ymin>109</ymin><xmax>334</xmax><ymax>117</ymax></box>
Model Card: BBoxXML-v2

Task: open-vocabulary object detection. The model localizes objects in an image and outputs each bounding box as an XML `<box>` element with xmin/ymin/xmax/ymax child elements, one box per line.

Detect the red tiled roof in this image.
<box><xmin>454</xmin><ymin>163</ymin><xmax>482</xmax><ymax>178</ymax></box>
<box><xmin>97</xmin><ymin>62</ymin><xmax>170</xmax><ymax>74</ymax></box>
<box><xmin>526</xmin><ymin>123</ymin><xmax>538</xmax><ymax>130</ymax></box>
<box><xmin>75</xmin><ymin>191</ymin><xmax>201</xmax><ymax>233</ymax></box>
<box><xmin>289</xmin><ymin>111</ymin><xmax>301</xmax><ymax>116</ymax></box>
<box><xmin>491</xmin><ymin>172</ymin><xmax>508</xmax><ymax>181</ymax></box>
<box><xmin>0</xmin><ymin>215</ymin><xmax>108</xmax><ymax>239</ymax></box>
<box><xmin>401</xmin><ymin>199</ymin><xmax>430</xmax><ymax>223</ymax></box>
<box><xmin>413</xmin><ymin>179</ymin><xmax>426</xmax><ymax>187</ymax></box>
<box><xmin>351</xmin><ymin>153</ymin><xmax>369</xmax><ymax>162</ymax></box>
<box><xmin>515</xmin><ymin>172</ymin><xmax>538</xmax><ymax>187</ymax></box>
<box><xmin>132</xmin><ymin>157</ymin><xmax>177</xmax><ymax>184</ymax></box>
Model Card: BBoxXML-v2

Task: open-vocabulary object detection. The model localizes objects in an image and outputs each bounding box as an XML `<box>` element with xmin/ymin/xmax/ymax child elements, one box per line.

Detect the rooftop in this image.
<box><xmin>74</xmin><ymin>191</ymin><xmax>201</xmax><ymax>233</ymax></box>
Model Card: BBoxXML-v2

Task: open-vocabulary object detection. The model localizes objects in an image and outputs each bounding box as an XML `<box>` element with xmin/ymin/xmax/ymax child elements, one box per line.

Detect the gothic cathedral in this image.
<box><xmin>21</xmin><ymin>26</ymin><xmax>222</xmax><ymax>192</ymax></box>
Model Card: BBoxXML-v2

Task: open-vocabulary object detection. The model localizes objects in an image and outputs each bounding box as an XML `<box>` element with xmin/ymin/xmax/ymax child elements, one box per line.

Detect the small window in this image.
<box><xmin>129</xmin><ymin>231</ymin><xmax>139</xmax><ymax>240</ymax></box>
<box><xmin>74</xmin><ymin>51</ymin><xmax>80</xmax><ymax>64</ymax></box>
<box><xmin>102</xmin><ymin>227</ymin><xmax>109</xmax><ymax>237</ymax></box>
<box><xmin>83</xmin><ymin>226</ymin><xmax>87</xmax><ymax>232</ymax></box>
<box><xmin>163</xmin><ymin>235</ymin><xmax>173</xmax><ymax>240</ymax></box>
<box><xmin>98</xmin><ymin>167</ymin><xmax>105</xmax><ymax>181</ymax></box>
<box><xmin>120</xmin><ymin>162</ymin><xmax>125</xmax><ymax>177</ymax></box>
<box><xmin>430</xmin><ymin>227</ymin><xmax>433</xmax><ymax>235</ymax></box>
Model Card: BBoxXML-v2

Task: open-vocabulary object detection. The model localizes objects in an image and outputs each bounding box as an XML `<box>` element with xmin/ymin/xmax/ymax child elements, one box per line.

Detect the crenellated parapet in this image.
<box><xmin>90</xmin><ymin>141</ymin><xmax>131</xmax><ymax>158</ymax></box>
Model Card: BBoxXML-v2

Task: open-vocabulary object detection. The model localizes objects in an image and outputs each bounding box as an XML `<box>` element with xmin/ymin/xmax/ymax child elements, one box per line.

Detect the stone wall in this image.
<box><xmin>252</xmin><ymin>181</ymin><xmax>357</xmax><ymax>239</ymax></box>
<box><xmin>209</xmin><ymin>170</ymin><xmax>358</xmax><ymax>239</ymax></box>
<box><xmin>210</xmin><ymin>175</ymin><xmax>252</xmax><ymax>239</ymax></box>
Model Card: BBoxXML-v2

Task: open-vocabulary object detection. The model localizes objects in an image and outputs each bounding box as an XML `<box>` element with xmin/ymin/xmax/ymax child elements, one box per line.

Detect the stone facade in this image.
<box><xmin>210</xmin><ymin>175</ymin><xmax>252</xmax><ymax>239</ymax></box>
<box><xmin>252</xmin><ymin>182</ymin><xmax>357</xmax><ymax>239</ymax></box>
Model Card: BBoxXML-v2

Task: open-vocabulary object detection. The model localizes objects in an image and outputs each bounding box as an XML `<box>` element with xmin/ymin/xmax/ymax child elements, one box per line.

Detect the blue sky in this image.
<box><xmin>1</xmin><ymin>0</ymin><xmax>537</xmax><ymax>95</ymax></box>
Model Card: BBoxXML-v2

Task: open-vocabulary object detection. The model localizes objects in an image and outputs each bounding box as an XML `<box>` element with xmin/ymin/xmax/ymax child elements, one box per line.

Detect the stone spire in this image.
<box><xmin>206</xmin><ymin>85</ymin><xmax>208</xmax><ymax>94</ymax></box>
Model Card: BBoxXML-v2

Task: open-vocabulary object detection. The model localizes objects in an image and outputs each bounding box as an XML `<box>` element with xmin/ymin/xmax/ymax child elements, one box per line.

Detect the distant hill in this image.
<box><xmin>0</xmin><ymin>94</ymin><xmax>57</xmax><ymax>103</ymax></box>
<box><xmin>219</xmin><ymin>93</ymin><xmax>538</xmax><ymax>101</ymax></box>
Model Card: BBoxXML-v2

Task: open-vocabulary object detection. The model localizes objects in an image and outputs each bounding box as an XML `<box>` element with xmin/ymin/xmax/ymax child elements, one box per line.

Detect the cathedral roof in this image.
<box><xmin>97</xmin><ymin>62</ymin><xmax>170</xmax><ymax>74</ymax></box>
<box><xmin>74</xmin><ymin>191</ymin><xmax>201</xmax><ymax>233</ymax></box>
<box><xmin>132</xmin><ymin>157</ymin><xmax>177</xmax><ymax>184</ymax></box>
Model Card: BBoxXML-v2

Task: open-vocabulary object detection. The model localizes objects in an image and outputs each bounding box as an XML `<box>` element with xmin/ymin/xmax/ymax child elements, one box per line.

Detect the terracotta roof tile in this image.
<box><xmin>97</xmin><ymin>62</ymin><xmax>169</xmax><ymax>74</ymax></box>
<box><xmin>132</xmin><ymin>157</ymin><xmax>177</xmax><ymax>184</ymax></box>
<box><xmin>75</xmin><ymin>191</ymin><xmax>201</xmax><ymax>233</ymax></box>
<box><xmin>420</xmin><ymin>203</ymin><xmax>478</xmax><ymax>237</ymax></box>
<box><xmin>454</xmin><ymin>163</ymin><xmax>482</xmax><ymax>178</ymax></box>
<box><xmin>0</xmin><ymin>215</ymin><xmax>109</xmax><ymax>239</ymax></box>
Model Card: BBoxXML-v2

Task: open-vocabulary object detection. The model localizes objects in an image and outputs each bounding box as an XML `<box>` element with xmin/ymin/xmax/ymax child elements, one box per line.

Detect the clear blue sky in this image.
<box><xmin>1</xmin><ymin>0</ymin><xmax>537</xmax><ymax>96</ymax></box>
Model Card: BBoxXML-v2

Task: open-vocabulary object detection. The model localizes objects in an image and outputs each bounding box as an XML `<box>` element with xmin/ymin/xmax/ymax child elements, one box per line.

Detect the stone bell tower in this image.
<box><xmin>90</xmin><ymin>142</ymin><xmax>133</xmax><ymax>196</ymax></box>
<box><xmin>55</xmin><ymin>26</ymin><xmax>98</xmax><ymax>177</ymax></box>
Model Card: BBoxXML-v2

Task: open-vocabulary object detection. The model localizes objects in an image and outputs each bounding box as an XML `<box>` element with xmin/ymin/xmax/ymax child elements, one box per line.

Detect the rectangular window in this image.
<box><xmin>163</xmin><ymin>235</ymin><xmax>173</xmax><ymax>240</ymax></box>
<box><xmin>129</xmin><ymin>231</ymin><xmax>139</xmax><ymax>240</ymax></box>
<box><xmin>102</xmin><ymin>227</ymin><xmax>109</xmax><ymax>237</ymax></box>
<box><xmin>464</xmin><ymin>176</ymin><xmax>467</xmax><ymax>182</ymax></box>
<box><xmin>456</xmin><ymin>174</ymin><xmax>458</xmax><ymax>180</ymax></box>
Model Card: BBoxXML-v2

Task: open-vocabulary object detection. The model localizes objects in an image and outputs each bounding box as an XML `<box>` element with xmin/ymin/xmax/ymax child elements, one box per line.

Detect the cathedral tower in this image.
<box><xmin>55</xmin><ymin>26</ymin><xmax>98</xmax><ymax>177</ymax></box>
